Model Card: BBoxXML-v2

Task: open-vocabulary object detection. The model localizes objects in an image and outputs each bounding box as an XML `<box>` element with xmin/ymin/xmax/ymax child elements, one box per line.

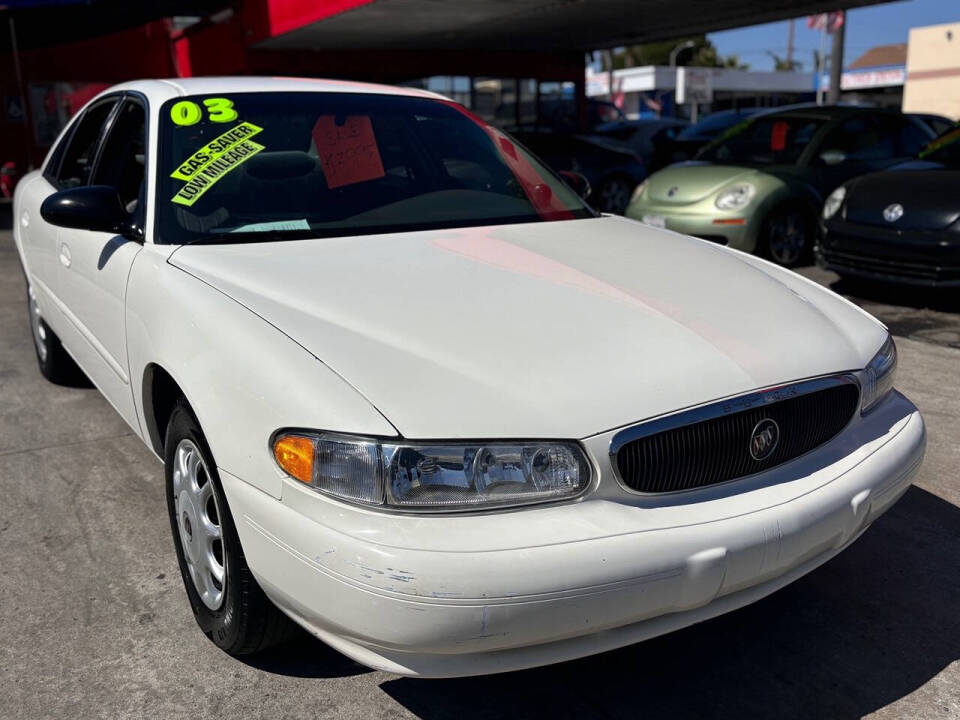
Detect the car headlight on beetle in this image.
<box><xmin>272</xmin><ymin>432</ymin><xmax>591</xmax><ymax>511</ymax></box>
<box><xmin>861</xmin><ymin>334</ymin><xmax>897</xmax><ymax>414</ymax></box>
<box><xmin>823</xmin><ymin>185</ymin><xmax>846</xmax><ymax>220</ymax></box>
<box><xmin>630</xmin><ymin>180</ymin><xmax>647</xmax><ymax>204</ymax></box>
<box><xmin>714</xmin><ymin>183</ymin><xmax>755</xmax><ymax>210</ymax></box>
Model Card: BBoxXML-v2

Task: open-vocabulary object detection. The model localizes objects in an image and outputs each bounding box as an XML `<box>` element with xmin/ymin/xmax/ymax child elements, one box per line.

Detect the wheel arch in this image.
<box><xmin>142</xmin><ymin>362</ymin><xmax>193</xmax><ymax>458</ymax></box>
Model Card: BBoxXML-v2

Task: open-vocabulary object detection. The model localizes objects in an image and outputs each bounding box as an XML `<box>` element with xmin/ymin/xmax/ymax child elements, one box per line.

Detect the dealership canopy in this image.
<box><xmin>1</xmin><ymin>0</ymin><xmax>899</xmax><ymax>51</ymax></box>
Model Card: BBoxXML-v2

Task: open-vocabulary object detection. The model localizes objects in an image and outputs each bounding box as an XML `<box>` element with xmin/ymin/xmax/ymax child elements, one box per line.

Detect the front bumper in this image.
<box><xmin>818</xmin><ymin>218</ymin><xmax>960</xmax><ymax>287</ymax></box>
<box><xmin>625</xmin><ymin>199</ymin><xmax>761</xmax><ymax>251</ymax></box>
<box><xmin>221</xmin><ymin>390</ymin><xmax>924</xmax><ymax>677</ymax></box>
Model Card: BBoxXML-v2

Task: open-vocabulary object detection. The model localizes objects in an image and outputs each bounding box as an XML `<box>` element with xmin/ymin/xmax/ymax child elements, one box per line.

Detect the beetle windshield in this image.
<box><xmin>917</xmin><ymin>125</ymin><xmax>960</xmax><ymax>167</ymax></box>
<box><xmin>676</xmin><ymin>110</ymin><xmax>758</xmax><ymax>141</ymax></box>
<box><xmin>696</xmin><ymin>115</ymin><xmax>827</xmax><ymax>166</ymax></box>
<box><xmin>156</xmin><ymin>92</ymin><xmax>594</xmax><ymax>244</ymax></box>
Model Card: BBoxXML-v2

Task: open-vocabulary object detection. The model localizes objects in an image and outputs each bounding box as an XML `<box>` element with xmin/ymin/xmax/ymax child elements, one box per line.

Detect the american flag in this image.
<box><xmin>807</xmin><ymin>11</ymin><xmax>845</xmax><ymax>33</ymax></box>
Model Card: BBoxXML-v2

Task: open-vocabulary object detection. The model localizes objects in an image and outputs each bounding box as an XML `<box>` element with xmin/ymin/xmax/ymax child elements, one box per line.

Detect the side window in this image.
<box><xmin>42</xmin><ymin>127</ymin><xmax>73</xmax><ymax>185</ymax></box>
<box><xmin>92</xmin><ymin>98</ymin><xmax>146</xmax><ymax>212</ymax></box>
<box><xmin>56</xmin><ymin>98</ymin><xmax>117</xmax><ymax>189</ymax></box>
<box><xmin>924</xmin><ymin>116</ymin><xmax>953</xmax><ymax>136</ymax></box>
<box><xmin>820</xmin><ymin>116</ymin><xmax>895</xmax><ymax>162</ymax></box>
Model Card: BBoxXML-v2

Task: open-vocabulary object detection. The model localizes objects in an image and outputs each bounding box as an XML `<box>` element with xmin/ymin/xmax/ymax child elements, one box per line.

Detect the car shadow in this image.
<box><xmin>378</xmin><ymin>486</ymin><xmax>959</xmax><ymax>719</ymax></box>
<box><xmin>831</xmin><ymin>275</ymin><xmax>960</xmax><ymax>315</ymax></box>
<box><xmin>232</xmin><ymin>630</ymin><xmax>373</xmax><ymax>679</ymax></box>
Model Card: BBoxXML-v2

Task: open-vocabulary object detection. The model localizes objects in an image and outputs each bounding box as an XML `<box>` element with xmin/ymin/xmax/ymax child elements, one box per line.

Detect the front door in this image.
<box><xmin>54</xmin><ymin>95</ymin><xmax>146</xmax><ymax>430</ymax></box>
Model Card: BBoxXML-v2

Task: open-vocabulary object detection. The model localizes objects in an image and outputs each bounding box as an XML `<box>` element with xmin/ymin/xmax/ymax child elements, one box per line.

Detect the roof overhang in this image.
<box><xmin>252</xmin><ymin>0</ymin><xmax>898</xmax><ymax>52</ymax></box>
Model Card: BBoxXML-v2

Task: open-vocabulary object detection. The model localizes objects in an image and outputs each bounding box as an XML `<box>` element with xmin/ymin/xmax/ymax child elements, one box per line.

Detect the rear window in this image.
<box><xmin>156</xmin><ymin>92</ymin><xmax>593</xmax><ymax>244</ymax></box>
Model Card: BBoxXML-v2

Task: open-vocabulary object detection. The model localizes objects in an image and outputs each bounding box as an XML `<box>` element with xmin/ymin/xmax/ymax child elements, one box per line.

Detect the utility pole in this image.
<box><xmin>827</xmin><ymin>13</ymin><xmax>846</xmax><ymax>104</ymax></box>
<box><xmin>786</xmin><ymin>18</ymin><xmax>794</xmax><ymax>70</ymax></box>
<box><xmin>605</xmin><ymin>49</ymin><xmax>615</xmax><ymax>102</ymax></box>
<box><xmin>8</xmin><ymin>14</ymin><xmax>34</xmax><ymax>169</ymax></box>
<box><xmin>816</xmin><ymin>26</ymin><xmax>827</xmax><ymax>105</ymax></box>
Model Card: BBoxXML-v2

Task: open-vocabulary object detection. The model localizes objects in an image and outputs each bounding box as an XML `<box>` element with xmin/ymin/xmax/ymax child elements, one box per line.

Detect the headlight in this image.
<box><xmin>630</xmin><ymin>180</ymin><xmax>647</xmax><ymax>204</ymax></box>
<box><xmin>861</xmin><ymin>334</ymin><xmax>897</xmax><ymax>413</ymax></box>
<box><xmin>272</xmin><ymin>433</ymin><xmax>591</xmax><ymax>511</ymax></box>
<box><xmin>714</xmin><ymin>183</ymin><xmax>755</xmax><ymax>210</ymax></box>
<box><xmin>823</xmin><ymin>185</ymin><xmax>846</xmax><ymax>220</ymax></box>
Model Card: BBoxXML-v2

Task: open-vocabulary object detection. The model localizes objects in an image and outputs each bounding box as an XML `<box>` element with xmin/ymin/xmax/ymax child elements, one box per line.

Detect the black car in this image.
<box><xmin>512</xmin><ymin>130</ymin><xmax>647</xmax><ymax>214</ymax></box>
<box><xmin>592</xmin><ymin>117</ymin><xmax>689</xmax><ymax>168</ymax></box>
<box><xmin>818</xmin><ymin>124</ymin><xmax>960</xmax><ymax>287</ymax></box>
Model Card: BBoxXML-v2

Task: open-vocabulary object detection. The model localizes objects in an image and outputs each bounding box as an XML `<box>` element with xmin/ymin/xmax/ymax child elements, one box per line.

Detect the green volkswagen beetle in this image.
<box><xmin>625</xmin><ymin>105</ymin><xmax>936</xmax><ymax>266</ymax></box>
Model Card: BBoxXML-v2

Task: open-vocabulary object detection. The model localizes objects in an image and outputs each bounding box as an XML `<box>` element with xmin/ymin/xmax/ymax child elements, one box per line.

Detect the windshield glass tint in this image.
<box><xmin>697</xmin><ymin>115</ymin><xmax>826</xmax><ymax>165</ymax></box>
<box><xmin>677</xmin><ymin>111</ymin><xmax>753</xmax><ymax>140</ymax></box>
<box><xmin>918</xmin><ymin>125</ymin><xmax>960</xmax><ymax>167</ymax></box>
<box><xmin>157</xmin><ymin>92</ymin><xmax>593</xmax><ymax>244</ymax></box>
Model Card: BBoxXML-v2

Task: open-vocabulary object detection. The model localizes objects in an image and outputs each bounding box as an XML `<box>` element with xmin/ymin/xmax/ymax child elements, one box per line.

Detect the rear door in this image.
<box><xmin>17</xmin><ymin>96</ymin><xmax>119</xmax><ymax>330</ymax></box>
<box><xmin>54</xmin><ymin>94</ymin><xmax>146</xmax><ymax>429</ymax></box>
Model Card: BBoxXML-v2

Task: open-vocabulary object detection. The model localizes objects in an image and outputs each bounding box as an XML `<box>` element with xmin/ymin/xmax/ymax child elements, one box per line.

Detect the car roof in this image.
<box><xmin>595</xmin><ymin>118</ymin><xmax>687</xmax><ymax>131</ymax></box>
<box><xmin>104</xmin><ymin>76</ymin><xmax>448</xmax><ymax>102</ymax></box>
<box><xmin>751</xmin><ymin>103</ymin><xmax>903</xmax><ymax>121</ymax></box>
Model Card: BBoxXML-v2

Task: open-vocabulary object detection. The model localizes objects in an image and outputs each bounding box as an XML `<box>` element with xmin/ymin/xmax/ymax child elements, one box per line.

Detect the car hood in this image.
<box><xmin>169</xmin><ymin>217</ymin><xmax>884</xmax><ymax>439</ymax></box>
<box><xmin>845</xmin><ymin>169</ymin><xmax>960</xmax><ymax>231</ymax></box>
<box><xmin>645</xmin><ymin>163</ymin><xmax>758</xmax><ymax>203</ymax></box>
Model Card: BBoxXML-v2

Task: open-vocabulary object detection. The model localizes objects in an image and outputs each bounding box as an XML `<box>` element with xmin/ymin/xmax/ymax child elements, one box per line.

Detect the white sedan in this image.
<box><xmin>13</xmin><ymin>77</ymin><xmax>924</xmax><ymax>677</ymax></box>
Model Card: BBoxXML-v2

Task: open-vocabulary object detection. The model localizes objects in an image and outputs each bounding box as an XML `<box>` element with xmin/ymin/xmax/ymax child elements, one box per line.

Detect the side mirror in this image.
<box><xmin>40</xmin><ymin>185</ymin><xmax>141</xmax><ymax>239</ymax></box>
<box><xmin>818</xmin><ymin>149</ymin><xmax>847</xmax><ymax>166</ymax></box>
<box><xmin>558</xmin><ymin>170</ymin><xmax>592</xmax><ymax>199</ymax></box>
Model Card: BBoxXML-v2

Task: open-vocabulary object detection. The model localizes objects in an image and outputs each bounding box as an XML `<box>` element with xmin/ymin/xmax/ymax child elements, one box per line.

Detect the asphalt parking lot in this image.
<box><xmin>1</xmin><ymin>213</ymin><xmax>958</xmax><ymax>719</ymax></box>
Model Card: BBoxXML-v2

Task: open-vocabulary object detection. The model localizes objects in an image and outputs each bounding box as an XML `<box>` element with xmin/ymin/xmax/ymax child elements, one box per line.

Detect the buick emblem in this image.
<box><xmin>667</xmin><ymin>185</ymin><xmax>679</xmax><ymax>197</ymax></box>
<box><xmin>883</xmin><ymin>203</ymin><xmax>903</xmax><ymax>222</ymax></box>
<box><xmin>749</xmin><ymin>419</ymin><xmax>780</xmax><ymax>461</ymax></box>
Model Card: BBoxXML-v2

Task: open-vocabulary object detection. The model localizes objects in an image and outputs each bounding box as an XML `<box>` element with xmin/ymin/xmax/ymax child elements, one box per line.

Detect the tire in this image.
<box><xmin>26</xmin><ymin>282</ymin><xmax>87</xmax><ymax>385</ymax></box>
<box><xmin>165</xmin><ymin>400</ymin><xmax>294</xmax><ymax>655</ymax></box>
<box><xmin>759</xmin><ymin>206</ymin><xmax>814</xmax><ymax>267</ymax></box>
<box><xmin>595</xmin><ymin>176</ymin><xmax>635</xmax><ymax>215</ymax></box>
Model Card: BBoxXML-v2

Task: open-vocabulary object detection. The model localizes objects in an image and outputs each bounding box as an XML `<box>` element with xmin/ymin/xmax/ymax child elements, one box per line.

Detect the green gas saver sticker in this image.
<box><xmin>170</xmin><ymin>121</ymin><xmax>265</xmax><ymax>207</ymax></box>
<box><xmin>171</xmin><ymin>121</ymin><xmax>263</xmax><ymax>180</ymax></box>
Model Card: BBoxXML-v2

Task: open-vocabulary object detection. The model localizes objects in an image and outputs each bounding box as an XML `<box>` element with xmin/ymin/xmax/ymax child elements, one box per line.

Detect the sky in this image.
<box><xmin>709</xmin><ymin>0</ymin><xmax>960</xmax><ymax>72</ymax></box>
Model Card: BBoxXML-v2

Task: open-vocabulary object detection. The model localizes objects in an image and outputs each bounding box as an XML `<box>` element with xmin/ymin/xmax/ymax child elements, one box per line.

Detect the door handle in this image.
<box><xmin>59</xmin><ymin>243</ymin><xmax>72</xmax><ymax>268</ymax></box>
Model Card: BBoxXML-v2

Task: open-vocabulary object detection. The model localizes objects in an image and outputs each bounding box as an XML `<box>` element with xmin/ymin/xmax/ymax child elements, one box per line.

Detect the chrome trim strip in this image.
<box><xmin>608</xmin><ymin>373</ymin><xmax>861</xmax><ymax>463</ymax></box>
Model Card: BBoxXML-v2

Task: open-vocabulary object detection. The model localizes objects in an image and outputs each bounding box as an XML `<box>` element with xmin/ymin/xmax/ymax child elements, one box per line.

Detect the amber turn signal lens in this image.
<box><xmin>273</xmin><ymin>434</ymin><xmax>315</xmax><ymax>484</ymax></box>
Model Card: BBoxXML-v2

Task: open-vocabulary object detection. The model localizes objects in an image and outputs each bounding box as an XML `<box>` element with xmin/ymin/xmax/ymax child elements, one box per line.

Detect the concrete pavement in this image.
<box><xmin>1</xmin><ymin>224</ymin><xmax>958</xmax><ymax>719</ymax></box>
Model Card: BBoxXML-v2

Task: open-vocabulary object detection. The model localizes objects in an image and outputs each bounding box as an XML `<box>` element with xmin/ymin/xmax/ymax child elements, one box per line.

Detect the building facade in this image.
<box><xmin>903</xmin><ymin>22</ymin><xmax>960</xmax><ymax>120</ymax></box>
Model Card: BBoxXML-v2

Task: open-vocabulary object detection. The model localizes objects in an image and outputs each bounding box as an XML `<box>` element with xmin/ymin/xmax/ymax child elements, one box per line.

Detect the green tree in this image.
<box><xmin>767</xmin><ymin>51</ymin><xmax>802</xmax><ymax>71</ymax></box>
<box><xmin>608</xmin><ymin>35</ymin><xmax>749</xmax><ymax>70</ymax></box>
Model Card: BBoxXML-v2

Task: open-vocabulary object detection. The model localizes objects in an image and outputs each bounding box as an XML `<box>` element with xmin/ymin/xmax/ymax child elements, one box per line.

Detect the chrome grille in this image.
<box><xmin>611</xmin><ymin>377</ymin><xmax>860</xmax><ymax>494</ymax></box>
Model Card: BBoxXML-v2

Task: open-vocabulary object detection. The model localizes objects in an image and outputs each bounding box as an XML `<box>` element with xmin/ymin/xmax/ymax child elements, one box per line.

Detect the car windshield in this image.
<box><xmin>156</xmin><ymin>92</ymin><xmax>594</xmax><ymax>244</ymax></box>
<box><xmin>676</xmin><ymin>111</ymin><xmax>756</xmax><ymax>140</ymax></box>
<box><xmin>696</xmin><ymin>114</ymin><xmax>827</xmax><ymax>165</ymax></box>
<box><xmin>917</xmin><ymin>124</ymin><xmax>960</xmax><ymax>167</ymax></box>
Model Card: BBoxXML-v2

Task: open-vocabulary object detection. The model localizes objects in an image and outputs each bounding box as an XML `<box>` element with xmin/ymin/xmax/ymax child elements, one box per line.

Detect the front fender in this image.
<box><xmin>125</xmin><ymin>245</ymin><xmax>398</xmax><ymax>498</ymax></box>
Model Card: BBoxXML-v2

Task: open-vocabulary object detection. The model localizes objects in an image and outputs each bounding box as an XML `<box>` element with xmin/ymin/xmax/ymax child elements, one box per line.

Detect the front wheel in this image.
<box><xmin>594</xmin><ymin>176</ymin><xmax>635</xmax><ymax>215</ymax></box>
<box><xmin>165</xmin><ymin>400</ymin><xmax>294</xmax><ymax>655</ymax></box>
<box><xmin>760</xmin><ymin>207</ymin><xmax>814</xmax><ymax>267</ymax></box>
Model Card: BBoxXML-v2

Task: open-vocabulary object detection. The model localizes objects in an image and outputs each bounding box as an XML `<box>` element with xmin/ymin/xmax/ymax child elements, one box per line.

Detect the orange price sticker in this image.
<box><xmin>312</xmin><ymin>115</ymin><xmax>386</xmax><ymax>189</ymax></box>
<box><xmin>770</xmin><ymin>120</ymin><xmax>788</xmax><ymax>152</ymax></box>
